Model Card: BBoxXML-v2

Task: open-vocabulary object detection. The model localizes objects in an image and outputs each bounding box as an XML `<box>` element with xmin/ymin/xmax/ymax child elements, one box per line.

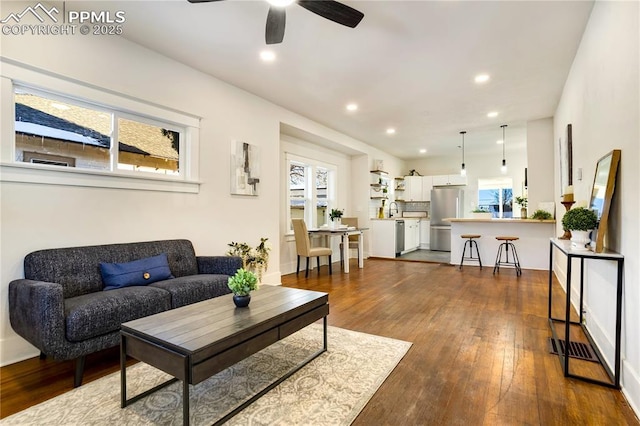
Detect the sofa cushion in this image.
<box><xmin>149</xmin><ymin>275</ymin><xmax>231</xmax><ymax>309</ymax></box>
<box><xmin>100</xmin><ymin>253</ymin><xmax>174</xmax><ymax>291</ymax></box>
<box><xmin>64</xmin><ymin>286</ymin><xmax>171</xmax><ymax>342</ymax></box>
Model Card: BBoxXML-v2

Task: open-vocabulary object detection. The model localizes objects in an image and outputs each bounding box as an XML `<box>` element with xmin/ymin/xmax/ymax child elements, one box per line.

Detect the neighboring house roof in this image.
<box><xmin>15</xmin><ymin>93</ymin><xmax>178</xmax><ymax>160</ymax></box>
<box><xmin>16</xmin><ymin>103</ymin><xmax>150</xmax><ymax>156</ymax></box>
<box><xmin>15</xmin><ymin>103</ymin><xmax>110</xmax><ymax>147</ymax></box>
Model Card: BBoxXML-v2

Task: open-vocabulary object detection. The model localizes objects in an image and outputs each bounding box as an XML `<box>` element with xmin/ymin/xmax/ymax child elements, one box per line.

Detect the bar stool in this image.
<box><xmin>493</xmin><ymin>236</ymin><xmax>522</xmax><ymax>276</ymax></box>
<box><xmin>459</xmin><ymin>234</ymin><xmax>482</xmax><ymax>269</ymax></box>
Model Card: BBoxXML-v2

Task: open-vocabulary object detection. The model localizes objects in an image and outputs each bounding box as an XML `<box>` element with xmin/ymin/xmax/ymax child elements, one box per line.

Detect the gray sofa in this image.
<box><xmin>8</xmin><ymin>239</ymin><xmax>242</xmax><ymax>387</ymax></box>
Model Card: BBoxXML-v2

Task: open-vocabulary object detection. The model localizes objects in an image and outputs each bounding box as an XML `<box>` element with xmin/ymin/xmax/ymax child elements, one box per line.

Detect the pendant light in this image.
<box><xmin>500</xmin><ymin>124</ymin><xmax>508</xmax><ymax>174</ymax></box>
<box><xmin>460</xmin><ymin>131</ymin><xmax>467</xmax><ymax>176</ymax></box>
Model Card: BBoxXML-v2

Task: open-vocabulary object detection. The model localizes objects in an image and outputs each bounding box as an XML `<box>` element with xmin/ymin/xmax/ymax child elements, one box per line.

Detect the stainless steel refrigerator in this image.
<box><xmin>430</xmin><ymin>187</ymin><xmax>464</xmax><ymax>251</ymax></box>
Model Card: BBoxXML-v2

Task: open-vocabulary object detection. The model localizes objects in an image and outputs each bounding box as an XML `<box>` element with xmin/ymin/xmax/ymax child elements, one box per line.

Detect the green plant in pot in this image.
<box><xmin>329</xmin><ymin>208</ymin><xmax>344</xmax><ymax>228</ymax></box>
<box><xmin>530</xmin><ymin>209</ymin><xmax>553</xmax><ymax>220</ymax></box>
<box><xmin>515</xmin><ymin>196</ymin><xmax>528</xmax><ymax>218</ymax></box>
<box><xmin>228</xmin><ymin>268</ymin><xmax>258</xmax><ymax>307</ymax></box>
<box><xmin>562</xmin><ymin>207</ymin><xmax>598</xmax><ymax>250</ymax></box>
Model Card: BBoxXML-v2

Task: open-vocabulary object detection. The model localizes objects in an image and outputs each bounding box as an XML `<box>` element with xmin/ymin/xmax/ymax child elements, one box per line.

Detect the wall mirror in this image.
<box><xmin>589</xmin><ymin>149</ymin><xmax>621</xmax><ymax>252</ymax></box>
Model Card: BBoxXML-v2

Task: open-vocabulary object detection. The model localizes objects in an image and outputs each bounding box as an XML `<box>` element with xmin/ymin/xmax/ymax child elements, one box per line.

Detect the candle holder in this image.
<box><xmin>559</xmin><ymin>201</ymin><xmax>576</xmax><ymax>239</ymax></box>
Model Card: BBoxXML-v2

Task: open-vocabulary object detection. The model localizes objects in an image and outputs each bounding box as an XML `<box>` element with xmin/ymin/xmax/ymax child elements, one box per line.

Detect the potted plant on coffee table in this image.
<box><xmin>228</xmin><ymin>268</ymin><xmax>259</xmax><ymax>307</ymax></box>
<box><xmin>561</xmin><ymin>207</ymin><xmax>598</xmax><ymax>250</ymax></box>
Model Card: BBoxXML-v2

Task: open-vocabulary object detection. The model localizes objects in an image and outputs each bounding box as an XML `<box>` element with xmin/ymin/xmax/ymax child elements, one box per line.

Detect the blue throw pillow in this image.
<box><xmin>100</xmin><ymin>253</ymin><xmax>174</xmax><ymax>291</ymax></box>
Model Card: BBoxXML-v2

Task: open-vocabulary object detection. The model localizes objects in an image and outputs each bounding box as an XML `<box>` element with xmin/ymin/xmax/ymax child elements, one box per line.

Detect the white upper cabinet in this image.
<box><xmin>432</xmin><ymin>174</ymin><xmax>467</xmax><ymax>186</ymax></box>
<box><xmin>421</xmin><ymin>176</ymin><xmax>433</xmax><ymax>201</ymax></box>
<box><xmin>404</xmin><ymin>176</ymin><xmax>423</xmax><ymax>201</ymax></box>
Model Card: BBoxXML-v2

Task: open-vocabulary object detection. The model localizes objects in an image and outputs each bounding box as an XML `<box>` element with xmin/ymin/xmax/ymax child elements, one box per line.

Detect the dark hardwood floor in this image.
<box><xmin>1</xmin><ymin>258</ymin><xmax>638</xmax><ymax>424</ymax></box>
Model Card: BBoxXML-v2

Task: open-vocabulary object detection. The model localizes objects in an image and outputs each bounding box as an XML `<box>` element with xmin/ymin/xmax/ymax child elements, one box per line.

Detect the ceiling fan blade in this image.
<box><xmin>297</xmin><ymin>0</ymin><xmax>364</xmax><ymax>28</ymax></box>
<box><xmin>266</xmin><ymin>6</ymin><xmax>286</xmax><ymax>45</ymax></box>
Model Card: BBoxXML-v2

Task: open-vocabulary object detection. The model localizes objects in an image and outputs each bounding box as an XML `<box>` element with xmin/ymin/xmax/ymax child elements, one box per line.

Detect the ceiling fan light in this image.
<box><xmin>461</xmin><ymin>164</ymin><xmax>466</xmax><ymax>176</ymax></box>
<box><xmin>267</xmin><ymin>0</ymin><xmax>295</xmax><ymax>7</ymax></box>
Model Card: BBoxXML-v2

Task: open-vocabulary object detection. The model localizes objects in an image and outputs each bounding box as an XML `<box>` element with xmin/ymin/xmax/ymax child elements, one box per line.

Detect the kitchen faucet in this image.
<box><xmin>388</xmin><ymin>202</ymin><xmax>399</xmax><ymax>218</ymax></box>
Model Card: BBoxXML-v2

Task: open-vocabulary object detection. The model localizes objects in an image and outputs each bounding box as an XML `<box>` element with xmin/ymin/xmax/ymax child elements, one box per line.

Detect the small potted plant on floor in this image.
<box><xmin>561</xmin><ymin>207</ymin><xmax>598</xmax><ymax>250</ymax></box>
<box><xmin>515</xmin><ymin>196</ymin><xmax>528</xmax><ymax>218</ymax></box>
<box><xmin>228</xmin><ymin>268</ymin><xmax>259</xmax><ymax>307</ymax></box>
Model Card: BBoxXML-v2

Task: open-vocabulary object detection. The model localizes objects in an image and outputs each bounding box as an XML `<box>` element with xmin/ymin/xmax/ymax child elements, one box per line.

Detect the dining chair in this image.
<box><xmin>291</xmin><ymin>219</ymin><xmax>332</xmax><ymax>277</ymax></box>
<box><xmin>340</xmin><ymin>217</ymin><xmax>360</xmax><ymax>267</ymax></box>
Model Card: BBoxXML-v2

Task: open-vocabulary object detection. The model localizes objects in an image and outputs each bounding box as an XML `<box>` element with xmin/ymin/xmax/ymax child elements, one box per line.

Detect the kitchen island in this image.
<box><xmin>447</xmin><ymin>218</ymin><xmax>556</xmax><ymax>270</ymax></box>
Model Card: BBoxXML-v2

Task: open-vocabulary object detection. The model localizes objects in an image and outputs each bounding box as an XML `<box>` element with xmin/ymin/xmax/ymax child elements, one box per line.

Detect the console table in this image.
<box><xmin>548</xmin><ymin>238</ymin><xmax>623</xmax><ymax>388</ymax></box>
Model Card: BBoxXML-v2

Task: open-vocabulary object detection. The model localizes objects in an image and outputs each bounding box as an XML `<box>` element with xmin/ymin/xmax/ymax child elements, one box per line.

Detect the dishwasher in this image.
<box><xmin>395</xmin><ymin>220</ymin><xmax>405</xmax><ymax>257</ymax></box>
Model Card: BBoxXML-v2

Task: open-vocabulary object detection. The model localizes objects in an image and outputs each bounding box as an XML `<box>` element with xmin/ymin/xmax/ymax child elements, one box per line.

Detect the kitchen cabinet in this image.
<box><xmin>420</xmin><ymin>219</ymin><xmax>430</xmax><ymax>249</ymax></box>
<box><xmin>403</xmin><ymin>219</ymin><xmax>420</xmax><ymax>253</ymax></box>
<box><xmin>421</xmin><ymin>176</ymin><xmax>433</xmax><ymax>201</ymax></box>
<box><xmin>370</xmin><ymin>219</ymin><xmax>396</xmax><ymax>258</ymax></box>
<box><xmin>432</xmin><ymin>174</ymin><xmax>467</xmax><ymax>186</ymax></box>
<box><xmin>404</xmin><ymin>176</ymin><xmax>423</xmax><ymax>201</ymax></box>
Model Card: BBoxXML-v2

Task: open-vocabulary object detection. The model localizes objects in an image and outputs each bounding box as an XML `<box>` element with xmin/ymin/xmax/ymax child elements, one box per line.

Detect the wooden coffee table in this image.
<box><xmin>120</xmin><ymin>286</ymin><xmax>329</xmax><ymax>425</ymax></box>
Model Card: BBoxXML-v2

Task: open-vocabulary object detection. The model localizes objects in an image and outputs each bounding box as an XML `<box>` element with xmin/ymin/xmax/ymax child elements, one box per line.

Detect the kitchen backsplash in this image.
<box><xmin>403</xmin><ymin>201</ymin><xmax>430</xmax><ymax>212</ymax></box>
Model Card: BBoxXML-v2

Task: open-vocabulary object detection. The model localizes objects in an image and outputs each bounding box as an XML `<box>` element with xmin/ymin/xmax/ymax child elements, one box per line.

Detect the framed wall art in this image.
<box><xmin>230</xmin><ymin>140</ymin><xmax>260</xmax><ymax>196</ymax></box>
<box><xmin>559</xmin><ymin>123</ymin><xmax>573</xmax><ymax>195</ymax></box>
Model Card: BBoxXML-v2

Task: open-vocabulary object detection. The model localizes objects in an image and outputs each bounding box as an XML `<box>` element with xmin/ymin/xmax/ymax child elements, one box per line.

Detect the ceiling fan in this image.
<box><xmin>187</xmin><ymin>0</ymin><xmax>365</xmax><ymax>45</ymax></box>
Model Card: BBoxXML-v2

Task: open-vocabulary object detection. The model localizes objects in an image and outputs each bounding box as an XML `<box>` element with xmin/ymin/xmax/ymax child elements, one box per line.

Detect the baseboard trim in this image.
<box><xmin>0</xmin><ymin>334</ymin><xmax>38</xmax><ymax>367</ymax></box>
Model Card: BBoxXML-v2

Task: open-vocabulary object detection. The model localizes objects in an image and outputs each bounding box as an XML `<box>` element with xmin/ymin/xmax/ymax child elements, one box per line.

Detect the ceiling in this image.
<box><xmin>78</xmin><ymin>1</ymin><xmax>594</xmax><ymax>160</ymax></box>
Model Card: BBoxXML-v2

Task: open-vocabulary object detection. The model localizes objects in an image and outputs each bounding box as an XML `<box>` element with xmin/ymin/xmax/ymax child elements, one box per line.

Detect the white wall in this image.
<box><xmin>405</xmin><ymin>145</ymin><xmax>528</xmax><ymax>217</ymax></box>
<box><xmin>526</xmin><ymin>118</ymin><xmax>555</xmax><ymax>212</ymax></box>
<box><xmin>0</xmin><ymin>22</ymin><xmax>403</xmax><ymax>364</ymax></box>
<box><xmin>553</xmin><ymin>0</ymin><xmax>639</xmax><ymax>414</ymax></box>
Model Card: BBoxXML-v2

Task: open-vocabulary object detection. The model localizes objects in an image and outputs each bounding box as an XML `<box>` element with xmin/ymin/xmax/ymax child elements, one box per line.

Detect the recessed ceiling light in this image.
<box><xmin>475</xmin><ymin>74</ymin><xmax>490</xmax><ymax>84</ymax></box>
<box><xmin>487</xmin><ymin>111</ymin><xmax>499</xmax><ymax>118</ymax></box>
<box><xmin>419</xmin><ymin>149</ymin><xmax>427</xmax><ymax>154</ymax></box>
<box><xmin>386</xmin><ymin>128</ymin><xmax>396</xmax><ymax>135</ymax></box>
<box><xmin>496</xmin><ymin>140</ymin><xmax>504</xmax><ymax>144</ymax></box>
<box><xmin>260</xmin><ymin>50</ymin><xmax>276</xmax><ymax>61</ymax></box>
<box><xmin>346</xmin><ymin>103</ymin><xmax>358</xmax><ymax>111</ymax></box>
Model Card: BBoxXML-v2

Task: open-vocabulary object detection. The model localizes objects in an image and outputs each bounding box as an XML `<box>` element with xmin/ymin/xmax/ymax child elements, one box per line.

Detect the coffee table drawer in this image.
<box><xmin>280</xmin><ymin>304</ymin><xmax>329</xmax><ymax>340</ymax></box>
<box><xmin>191</xmin><ymin>327</ymin><xmax>279</xmax><ymax>384</ymax></box>
<box><xmin>124</xmin><ymin>333</ymin><xmax>188</xmax><ymax>381</ymax></box>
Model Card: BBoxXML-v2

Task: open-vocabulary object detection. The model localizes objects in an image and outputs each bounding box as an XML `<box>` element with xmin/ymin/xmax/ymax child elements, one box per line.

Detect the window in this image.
<box><xmin>287</xmin><ymin>154</ymin><xmax>337</xmax><ymax>231</ymax></box>
<box><xmin>478</xmin><ymin>177</ymin><xmax>513</xmax><ymax>218</ymax></box>
<box><xmin>14</xmin><ymin>88</ymin><xmax>182</xmax><ymax>176</ymax></box>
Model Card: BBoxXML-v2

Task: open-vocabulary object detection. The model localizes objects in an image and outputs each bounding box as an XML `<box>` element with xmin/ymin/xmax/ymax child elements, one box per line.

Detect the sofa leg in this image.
<box><xmin>39</xmin><ymin>352</ymin><xmax>47</xmax><ymax>360</ymax></box>
<box><xmin>74</xmin><ymin>356</ymin><xmax>86</xmax><ymax>388</ymax></box>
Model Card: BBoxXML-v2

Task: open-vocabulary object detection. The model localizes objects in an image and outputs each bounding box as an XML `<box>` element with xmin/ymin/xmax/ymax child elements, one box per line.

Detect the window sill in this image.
<box><xmin>0</xmin><ymin>162</ymin><xmax>201</xmax><ymax>193</ymax></box>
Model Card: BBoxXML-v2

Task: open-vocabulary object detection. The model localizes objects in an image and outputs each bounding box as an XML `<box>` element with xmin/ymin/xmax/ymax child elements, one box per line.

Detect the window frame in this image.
<box><xmin>477</xmin><ymin>177</ymin><xmax>513</xmax><ymax>219</ymax></box>
<box><xmin>1</xmin><ymin>59</ymin><xmax>201</xmax><ymax>193</ymax></box>
<box><xmin>286</xmin><ymin>153</ymin><xmax>338</xmax><ymax>233</ymax></box>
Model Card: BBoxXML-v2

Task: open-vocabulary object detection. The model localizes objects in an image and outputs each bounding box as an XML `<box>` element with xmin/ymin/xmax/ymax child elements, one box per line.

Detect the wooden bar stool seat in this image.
<box><xmin>493</xmin><ymin>236</ymin><xmax>522</xmax><ymax>276</ymax></box>
<box><xmin>460</xmin><ymin>235</ymin><xmax>482</xmax><ymax>270</ymax></box>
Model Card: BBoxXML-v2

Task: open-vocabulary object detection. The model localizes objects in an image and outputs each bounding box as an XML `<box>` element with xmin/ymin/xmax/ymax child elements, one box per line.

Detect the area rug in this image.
<box><xmin>1</xmin><ymin>324</ymin><xmax>411</xmax><ymax>425</ymax></box>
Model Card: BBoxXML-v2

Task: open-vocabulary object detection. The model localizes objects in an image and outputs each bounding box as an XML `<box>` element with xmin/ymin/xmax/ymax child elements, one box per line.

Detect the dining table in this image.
<box><xmin>308</xmin><ymin>226</ymin><xmax>368</xmax><ymax>273</ymax></box>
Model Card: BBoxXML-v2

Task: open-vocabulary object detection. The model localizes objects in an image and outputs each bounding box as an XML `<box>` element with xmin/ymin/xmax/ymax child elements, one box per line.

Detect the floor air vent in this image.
<box><xmin>548</xmin><ymin>338</ymin><xmax>599</xmax><ymax>362</ymax></box>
